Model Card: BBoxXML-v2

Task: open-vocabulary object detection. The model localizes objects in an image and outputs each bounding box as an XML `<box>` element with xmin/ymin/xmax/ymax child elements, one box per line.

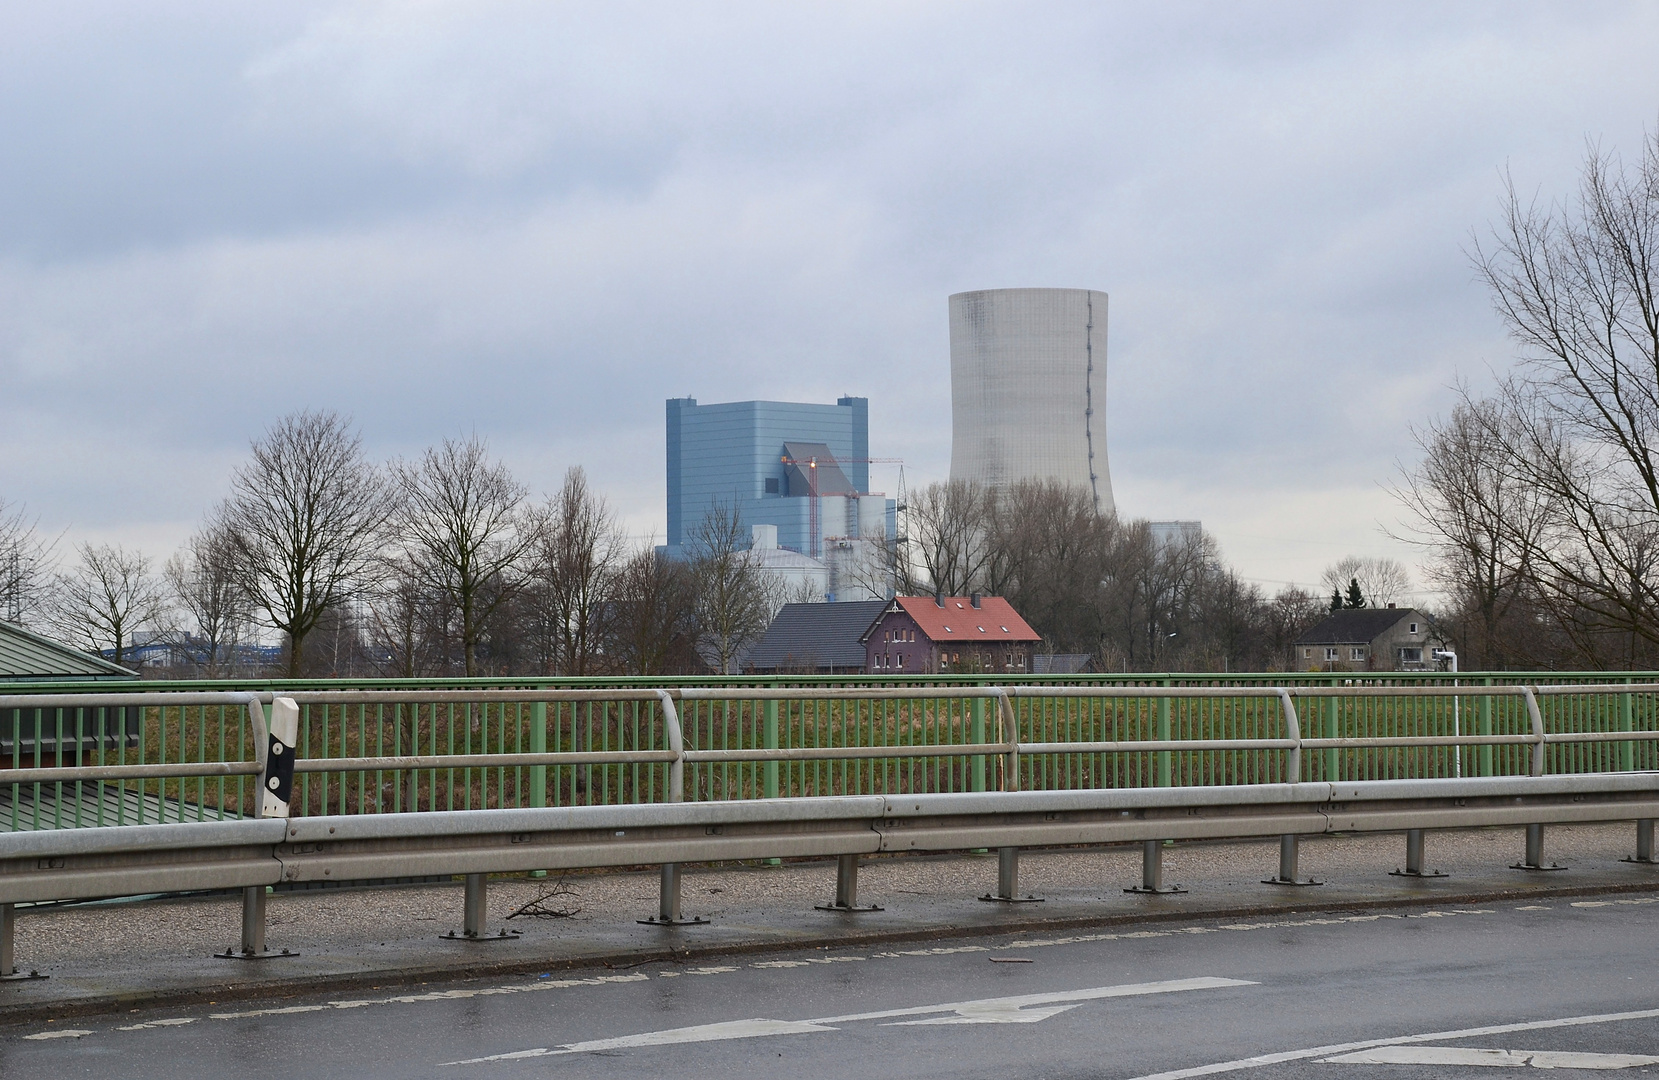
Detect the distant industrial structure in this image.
<box><xmin>948</xmin><ymin>288</ymin><xmax>1115</xmax><ymax>514</ymax></box>
<box><xmin>664</xmin><ymin>396</ymin><xmax>897</xmax><ymax>602</ymax></box>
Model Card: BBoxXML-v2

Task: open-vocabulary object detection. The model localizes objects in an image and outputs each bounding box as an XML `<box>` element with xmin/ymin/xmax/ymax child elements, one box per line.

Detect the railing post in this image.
<box><xmin>996</xmin><ymin>690</ymin><xmax>1019</xmax><ymax>792</ymax></box>
<box><xmin>464</xmin><ymin>874</ymin><xmax>486</xmax><ymax>937</ymax></box>
<box><xmin>970</xmin><ymin>693</ymin><xmax>987</xmax><ymax>793</ymax></box>
<box><xmin>763</xmin><ymin>699</ymin><xmax>779</xmax><ymax>800</ymax></box>
<box><xmin>640</xmin><ymin>690</ymin><xmax>705</xmax><ymax>926</ymax></box>
<box><xmin>530</xmin><ymin>701</ymin><xmax>547</xmax><ymax>808</ymax></box>
<box><xmin>1324</xmin><ymin>693</ymin><xmax>1339</xmax><ymax>782</ymax></box>
<box><xmin>1389</xmin><ymin>828</ymin><xmax>1446</xmax><ymax>879</ymax></box>
<box><xmin>1479</xmin><ymin>678</ymin><xmax>1493</xmax><ymax>777</ymax></box>
<box><xmin>1620</xmin><ymin>678</ymin><xmax>1635</xmax><ymax>773</ymax></box>
<box><xmin>1156</xmin><ymin>679</ymin><xmax>1172</xmax><ymax>788</ymax></box>
<box><xmin>1524</xmin><ymin>686</ymin><xmax>1546</xmax><ymax>777</ymax></box>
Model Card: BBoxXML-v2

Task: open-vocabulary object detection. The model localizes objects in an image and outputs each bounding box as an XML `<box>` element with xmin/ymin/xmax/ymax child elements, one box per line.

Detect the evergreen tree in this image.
<box><xmin>1344</xmin><ymin>577</ymin><xmax>1365</xmax><ymax>609</ymax></box>
<box><xmin>1329</xmin><ymin>589</ymin><xmax>1342</xmax><ymax>612</ymax></box>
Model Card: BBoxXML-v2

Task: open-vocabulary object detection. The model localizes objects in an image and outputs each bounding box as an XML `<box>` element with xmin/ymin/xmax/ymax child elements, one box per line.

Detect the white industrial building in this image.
<box><xmin>948</xmin><ymin>287</ymin><xmax>1115</xmax><ymax>514</ymax></box>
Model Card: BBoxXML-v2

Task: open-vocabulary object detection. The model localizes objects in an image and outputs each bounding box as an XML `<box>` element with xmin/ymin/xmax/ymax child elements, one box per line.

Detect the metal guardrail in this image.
<box><xmin>2</xmin><ymin>774</ymin><xmax>1657</xmax><ymax>973</ymax></box>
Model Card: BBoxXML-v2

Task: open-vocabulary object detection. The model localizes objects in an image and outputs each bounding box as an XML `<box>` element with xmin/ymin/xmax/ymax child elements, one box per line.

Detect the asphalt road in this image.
<box><xmin>4</xmin><ymin>897</ymin><xmax>1657</xmax><ymax>1079</ymax></box>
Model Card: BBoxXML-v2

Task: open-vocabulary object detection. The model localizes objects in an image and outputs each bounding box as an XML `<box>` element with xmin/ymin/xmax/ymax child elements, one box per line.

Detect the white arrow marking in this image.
<box><xmin>1321</xmin><ymin>1046</ymin><xmax>1659</xmax><ymax>1069</ymax></box>
<box><xmin>1124</xmin><ymin>1006</ymin><xmax>1659</xmax><ymax>1079</ymax></box>
<box><xmin>444</xmin><ymin>976</ymin><xmax>1253</xmax><ymax>1065</ymax></box>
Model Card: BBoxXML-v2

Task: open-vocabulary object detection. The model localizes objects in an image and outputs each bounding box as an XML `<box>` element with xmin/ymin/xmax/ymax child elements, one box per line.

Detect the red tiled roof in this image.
<box><xmin>890</xmin><ymin>596</ymin><xmax>1041</xmax><ymax>644</ymax></box>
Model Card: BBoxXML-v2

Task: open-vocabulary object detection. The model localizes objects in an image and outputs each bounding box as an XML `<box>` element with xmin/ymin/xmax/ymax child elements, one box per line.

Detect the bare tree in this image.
<box><xmin>0</xmin><ymin>497</ymin><xmax>58</xmax><ymax>627</ymax></box>
<box><xmin>363</xmin><ymin>552</ymin><xmax>449</xmax><ymax>678</ymax></box>
<box><xmin>392</xmin><ymin>434</ymin><xmax>531</xmax><ymax>676</ymax></box>
<box><xmin>689</xmin><ymin>501</ymin><xmax>771</xmax><ymax>674</ymax></box>
<box><xmin>220</xmin><ymin>410</ymin><xmax>393</xmax><ymax>677</ymax></box>
<box><xmin>1461</xmin><ymin>132</ymin><xmax>1659</xmax><ymax>656</ymax></box>
<box><xmin>1391</xmin><ymin>394</ymin><xmax>1554</xmax><ymax>666</ymax></box>
<box><xmin>164</xmin><ymin>521</ymin><xmax>251</xmax><ymax>676</ymax></box>
<box><xmin>524</xmin><ymin>467</ymin><xmax>624</xmax><ymax>675</ymax></box>
<box><xmin>48</xmin><ymin>543</ymin><xmax>167</xmax><ymax>666</ymax></box>
<box><xmin>1319</xmin><ymin>556</ymin><xmax>1413</xmax><ymax>609</ymax></box>
<box><xmin>606</xmin><ymin>544</ymin><xmax>702</xmax><ymax>675</ymax></box>
<box><xmin>900</xmin><ymin>480</ymin><xmax>994</xmax><ymax>596</ymax></box>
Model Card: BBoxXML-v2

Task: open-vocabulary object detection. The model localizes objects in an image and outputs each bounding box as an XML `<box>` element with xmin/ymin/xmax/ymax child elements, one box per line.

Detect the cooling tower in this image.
<box><xmin>948</xmin><ymin>288</ymin><xmax>1114</xmax><ymax>514</ymax></box>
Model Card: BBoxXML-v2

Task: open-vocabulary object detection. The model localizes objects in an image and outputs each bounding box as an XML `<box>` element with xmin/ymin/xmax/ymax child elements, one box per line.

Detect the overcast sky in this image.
<box><xmin>2</xmin><ymin>1</ymin><xmax>1657</xmax><ymax>600</ymax></box>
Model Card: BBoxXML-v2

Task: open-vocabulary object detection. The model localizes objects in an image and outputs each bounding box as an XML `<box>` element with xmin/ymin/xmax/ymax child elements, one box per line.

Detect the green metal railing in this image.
<box><xmin>4</xmin><ymin>674</ymin><xmax>1659</xmax><ymax>830</ymax></box>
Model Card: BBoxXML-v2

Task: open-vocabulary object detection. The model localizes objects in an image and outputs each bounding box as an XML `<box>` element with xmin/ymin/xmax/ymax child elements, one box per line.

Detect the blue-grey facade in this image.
<box><xmin>665</xmin><ymin>396</ymin><xmax>888</xmax><ymax>558</ymax></box>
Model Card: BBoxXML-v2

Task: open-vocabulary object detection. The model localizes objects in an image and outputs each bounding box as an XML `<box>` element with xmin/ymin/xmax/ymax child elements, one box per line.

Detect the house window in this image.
<box><xmin>1400</xmin><ymin>647</ymin><xmax>1423</xmax><ymax>664</ymax></box>
<box><xmin>1303</xmin><ymin>648</ymin><xmax>1311</xmax><ymax>659</ymax></box>
<box><xmin>764</xmin><ymin>477</ymin><xmax>779</xmax><ymax>494</ymax></box>
<box><xmin>1408</xmin><ymin>622</ymin><xmax>1418</xmax><ymax>634</ymax></box>
<box><xmin>1325</xmin><ymin>647</ymin><xmax>1339</xmax><ymax>661</ymax></box>
<box><xmin>1350</xmin><ymin>647</ymin><xmax>1365</xmax><ymax>661</ymax></box>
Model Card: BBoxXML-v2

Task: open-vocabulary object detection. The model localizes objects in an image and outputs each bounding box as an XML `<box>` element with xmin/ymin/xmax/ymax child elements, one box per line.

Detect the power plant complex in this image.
<box><xmin>664</xmin><ymin>286</ymin><xmax>1184</xmax><ymax>606</ymax></box>
<box><xmin>947</xmin><ymin>287</ymin><xmax>1114</xmax><ymax>514</ymax></box>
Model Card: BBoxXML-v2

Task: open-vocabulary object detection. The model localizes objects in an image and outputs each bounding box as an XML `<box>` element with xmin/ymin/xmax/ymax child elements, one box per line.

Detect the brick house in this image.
<box><xmin>1293</xmin><ymin>607</ymin><xmax>1446</xmax><ymax>672</ymax></box>
<box><xmin>860</xmin><ymin>595</ymin><xmax>1041</xmax><ymax>675</ymax></box>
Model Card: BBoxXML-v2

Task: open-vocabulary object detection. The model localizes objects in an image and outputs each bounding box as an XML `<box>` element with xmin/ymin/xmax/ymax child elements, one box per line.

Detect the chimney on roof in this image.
<box><xmin>934</xmin><ymin>591</ymin><xmax>945</xmax><ymax>608</ymax></box>
<box><xmin>1387</xmin><ymin>603</ymin><xmax>1396</xmax><ymax>609</ymax></box>
<box><xmin>971</xmin><ymin>593</ymin><xmax>982</xmax><ymax>609</ymax></box>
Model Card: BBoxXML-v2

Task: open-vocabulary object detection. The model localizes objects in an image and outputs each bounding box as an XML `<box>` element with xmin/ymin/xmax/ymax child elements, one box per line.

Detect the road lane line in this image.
<box><xmin>441</xmin><ymin>976</ymin><xmax>1256</xmax><ymax>1065</ymax></box>
<box><xmin>1122</xmin><ymin>1006</ymin><xmax>1659</xmax><ymax>1079</ymax></box>
<box><xmin>1322</xmin><ymin>1046</ymin><xmax>1659</xmax><ymax>1068</ymax></box>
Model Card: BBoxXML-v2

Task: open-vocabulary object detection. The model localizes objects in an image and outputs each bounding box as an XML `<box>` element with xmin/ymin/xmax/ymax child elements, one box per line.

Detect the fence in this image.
<box><xmin>4</xmin><ymin>680</ymin><xmax>1659</xmax><ymax>831</ymax></box>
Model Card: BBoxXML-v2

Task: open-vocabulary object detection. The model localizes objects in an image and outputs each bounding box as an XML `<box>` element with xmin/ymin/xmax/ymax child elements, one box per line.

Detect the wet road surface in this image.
<box><xmin>4</xmin><ymin>897</ymin><xmax>1657</xmax><ymax>1078</ymax></box>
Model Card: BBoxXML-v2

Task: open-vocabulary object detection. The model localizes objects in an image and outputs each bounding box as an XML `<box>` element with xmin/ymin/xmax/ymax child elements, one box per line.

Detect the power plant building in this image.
<box><xmin>948</xmin><ymin>288</ymin><xmax>1115</xmax><ymax>514</ymax></box>
<box><xmin>664</xmin><ymin>396</ymin><xmax>895</xmax><ymax>600</ymax></box>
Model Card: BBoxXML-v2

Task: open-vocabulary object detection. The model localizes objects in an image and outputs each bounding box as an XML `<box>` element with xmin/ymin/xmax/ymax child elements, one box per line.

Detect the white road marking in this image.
<box><xmin>116</xmin><ymin>1017</ymin><xmax>197</xmax><ymax>1031</ymax></box>
<box><xmin>22</xmin><ymin>1029</ymin><xmax>93</xmax><ymax>1040</ymax></box>
<box><xmin>1322</xmin><ymin>1046</ymin><xmax>1659</xmax><ymax>1069</ymax></box>
<box><xmin>442</xmin><ymin>976</ymin><xmax>1255</xmax><ymax>1064</ymax></box>
<box><xmin>1122</xmin><ymin>1006</ymin><xmax>1659</xmax><ymax>1079</ymax></box>
<box><xmin>208</xmin><ymin>972</ymin><xmax>649</xmax><ymax>1019</ymax></box>
<box><xmin>8</xmin><ymin>903</ymin><xmax>1566</xmax><ymax>1041</ymax></box>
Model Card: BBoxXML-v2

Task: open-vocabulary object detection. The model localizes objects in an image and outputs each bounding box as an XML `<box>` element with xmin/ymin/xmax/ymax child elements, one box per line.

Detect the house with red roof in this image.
<box><xmin>859</xmin><ymin>594</ymin><xmax>1041</xmax><ymax>675</ymax></box>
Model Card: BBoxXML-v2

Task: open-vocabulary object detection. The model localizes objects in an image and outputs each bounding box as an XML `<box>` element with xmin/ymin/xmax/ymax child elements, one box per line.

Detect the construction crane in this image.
<box><xmin>778</xmin><ymin>454</ymin><xmax>904</xmax><ymax>560</ymax></box>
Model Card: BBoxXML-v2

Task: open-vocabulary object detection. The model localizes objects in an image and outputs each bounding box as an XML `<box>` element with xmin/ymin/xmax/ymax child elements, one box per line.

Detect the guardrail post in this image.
<box><xmin>639</xmin><ymin>691</ymin><xmax>706</xmax><ymax>926</ymax></box>
<box><xmin>1263</xmin><ymin>834</ymin><xmax>1321</xmax><ymax>886</ymax></box>
<box><xmin>1627</xmin><ymin>820</ymin><xmax>1658</xmax><ymax>865</ymax></box>
<box><xmin>816</xmin><ymin>854</ymin><xmax>882</xmax><ymax>912</ymax></box>
<box><xmin>0</xmin><ymin>902</ymin><xmax>42</xmax><ymax>980</ymax></box>
<box><xmin>979</xmin><ymin>846</ymin><xmax>1042</xmax><ymax>903</ymax></box>
<box><xmin>1512</xmin><ymin>823</ymin><xmax>1565</xmax><ymax>872</ymax></box>
<box><xmin>1125</xmin><ymin>839</ymin><xmax>1186</xmax><ymax>895</ymax></box>
<box><xmin>216</xmin><ymin>886</ymin><xmax>295</xmax><ymax>960</ymax></box>
<box><xmin>1389</xmin><ymin>829</ymin><xmax>1446</xmax><ymax>879</ymax></box>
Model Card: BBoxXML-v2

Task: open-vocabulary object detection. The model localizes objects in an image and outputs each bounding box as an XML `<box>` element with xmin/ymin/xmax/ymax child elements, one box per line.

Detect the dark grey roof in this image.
<box><xmin>0</xmin><ymin>620</ymin><xmax>137</xmax><ymax>681</ymax></box>
<box><xmin>1295</xmin><ymin>608</ymin><xmax>1422</xmax><ymax>646</ymax></box>
<box><xmin>746</xmin><ymin>600</ymin><xmax>887</xmax><ymax>672</ymax></box>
